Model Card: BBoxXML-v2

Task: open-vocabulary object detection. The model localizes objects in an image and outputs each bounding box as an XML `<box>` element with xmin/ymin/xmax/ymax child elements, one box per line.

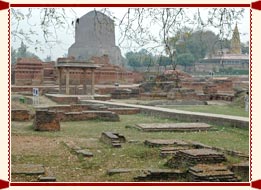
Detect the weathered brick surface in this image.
<box><xmin>166</xmin><ymin>149</ymin><xmax>227</xmax><ymax>168</ymax></box>
<box><xmin>59</xmin><ymin>111</ymin><xmax>119</xmax><ymax>122</ymax></box>
<box><xmin>188</xmin><ymin>164</ymin><xmax>238</xmax><ymax>182</ymax></box>
<box><xmin>144</xmin><ymin>139</ymin><xmax>189</xmax><ymax>147</ymax></box>
<box><xmin>108</xmin><ymin>108</ymin><xmax>140</xmax><ymax>115</ymax></box>
<box><xmin>34</xmin><ymin>110</ymin><xmax>60</xmax><ymax>131</ymax></box>
<box><xmin>230</xmin><ymin>161</ymin><xmax>249</xmax><ymax>181</ymax></box>
<box><xmin>11</xmin><ymin>109</ymin><xmax>31</xmax><ymax>121</ymax></box>
<box><xmin>15</xmin><ymin>58</ymin><xmax>44</xmax><ymax>86</ymax></box>
<box><xmin>111</xmin><ymin>88</ymin><xmax>140</xmax><ymax>99</ymax></box>
<box><xmin>203</xmin><ymin>84</ymin><xmax>218</xmax><ymax>95</ymax></box>
<box><xmin>134</xmin><ymin>169</ymin><xmax>186</xmax><ymax>181</ymax></box>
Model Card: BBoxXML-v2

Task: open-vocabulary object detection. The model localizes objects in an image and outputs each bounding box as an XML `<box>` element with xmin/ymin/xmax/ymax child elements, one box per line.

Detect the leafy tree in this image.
<box><xmin>125</xmin><ymin>49</ymin><xmax>155</xmax><ymax>69</ymax></box>
<box><xmin>11</xmin><ymin>42</ymin><xmax>40</xmax><ymax>64</ymax></box>
<box><xmin>17</xmin><ymin>41</ymin><xmax>27</xmax><ymax>58</ymax></box>
<box><xmin>11</xmin><ymin>47</ymin><xmax>17</xmax><ymax>64</ymax></box>
<box><xmin>241</xmin><ymin>42</ymin><xmax>249</xmax><ymax>54</ymax></box>
<box><xmin>177</xmin><ymin>53</ymin><xmax>195</xmax><ymax>71</ymax></box>
<box><xmin>157</xmin><ymin>55</ymin><xmax>171</xmax><ymax>70</ymax></box>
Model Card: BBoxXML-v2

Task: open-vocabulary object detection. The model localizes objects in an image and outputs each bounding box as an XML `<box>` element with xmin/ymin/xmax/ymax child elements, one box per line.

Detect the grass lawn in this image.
<box><xmin>158</xmin><ymin>105</ymin><xmax>249</xmax><ymax>117</ymax></box>
<box><xmin>11</xmin><ymin>114</ymin><xmax>249</xmax><ymax>182</ymax></box>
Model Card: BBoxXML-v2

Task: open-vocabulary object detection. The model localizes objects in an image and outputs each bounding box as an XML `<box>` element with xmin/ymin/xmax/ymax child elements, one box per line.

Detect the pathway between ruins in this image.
<box><xmin>83</xmin><ymin>100</ymin><xmax>249</xmax><ymax>128</ymax></box>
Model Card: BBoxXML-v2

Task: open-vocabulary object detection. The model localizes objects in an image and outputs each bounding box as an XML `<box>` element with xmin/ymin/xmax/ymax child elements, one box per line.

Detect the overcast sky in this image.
<box><xmin>11</xmin><ymin>8</ymin><xmax>250</xmax><ymax>61</ymax></box>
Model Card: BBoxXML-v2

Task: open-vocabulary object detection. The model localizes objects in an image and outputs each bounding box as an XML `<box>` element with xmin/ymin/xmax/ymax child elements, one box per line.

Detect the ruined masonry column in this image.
<box><xmin>58</xmin><ymin>68</ymin><xmax>62</xmax><ymax>93</ymax></box>
<box><xmin>83</xmin><ymin>68</ymin><xmax>87</xmax><ymax>95</ymax></box>
<box><xmin>65</xmin><ymin>68</ymin><xmax>70</xmax><ymax>95</ymax></box>
<box><xmin>91</xmin><ymin>69</ymin><xmax>95</xmax><ymax>95</ymax></box>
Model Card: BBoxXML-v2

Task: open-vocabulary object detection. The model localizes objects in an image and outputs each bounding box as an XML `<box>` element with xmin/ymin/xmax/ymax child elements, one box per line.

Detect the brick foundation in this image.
<box><xmin>34</xmin><ymin>110</ymin><xmax>60</xmax><ymax>131</ymax></box>
<box><xmin>11</xmin><ymin>109</ymin><xmax>31</xmax><ymax>121</ymax></box>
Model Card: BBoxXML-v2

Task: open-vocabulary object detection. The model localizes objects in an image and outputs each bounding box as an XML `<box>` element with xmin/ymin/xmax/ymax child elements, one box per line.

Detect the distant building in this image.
<box><xmin>230</xmin><ymin>23</ymin><xmax>242</xmax><ymax>54</ymax></box>
<box><xmin>198</xmin><ymin>24</ymin><xmax>249</xmax><ymax>73</ymax></box>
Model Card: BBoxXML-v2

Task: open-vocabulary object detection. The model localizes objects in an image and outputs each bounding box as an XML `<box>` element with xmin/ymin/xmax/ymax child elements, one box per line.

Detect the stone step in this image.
<box><xmin>38</xmin><ymin>176</ymin><xmax>56</xmax><ymax>182</ymax></box>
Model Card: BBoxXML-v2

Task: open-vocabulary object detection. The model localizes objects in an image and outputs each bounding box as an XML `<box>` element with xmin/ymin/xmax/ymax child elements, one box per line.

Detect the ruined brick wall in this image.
<box><xmin>108</xmin><ymin>108</ymin><xmax>140</xmax><ymax>115</ymax></box>
<box><xmin>213</xmin><ymin>79</ymin><xmax>233</xmax><ymax>92</ymax></box>
<box><xmin>58</xmin><ymin>111</ymin><xmax>120</xmax><ymax>122</ymax></box>
<box><xmin>181</xmin><ymin>81</ymin><xmax>207</xmax><ymax>92</ymax></box>
<box><xmin>58</xmin><ymin>55</ymin><xmax>143</xmax><ymax>85</ymax></box>
<box><xmin>15</xmin><ymin>58</ymin><xmax>44</xmax><ymax>86</ymax></box>
<box><xmin>34</xmin><ymin>110</ymin><xmax>60</xmax><ymax>131</ymax></box>
<box><xmin>11</xmin><ymin>109</ymin><xmax>31</xmax><ymax>121</ymax></box>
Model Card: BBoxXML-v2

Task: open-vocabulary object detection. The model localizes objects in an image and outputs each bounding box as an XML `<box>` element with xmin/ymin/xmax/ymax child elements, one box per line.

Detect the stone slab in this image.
<box><xmin>64</xmin><ymin>141</ymin><xmax>81</xmax><ymax>150</ymax></box>
<box><xmin>76</xmin><ymin>149</ymin><xmax>94</xmax><ymax>157</ymax></box>
<box><xmin>180</xmin><ymin>149</ymin><xmax>224</xmax><ymax>157</ymax></box>
<box><xmin>107</xmin><ymin>168</ymin><xmax>135</xmax><ymax>175</ymax></box>
<box><xmin>12</xmin><ymin>164</ymin><xmax>45</xmax><ymax>175</ymax></box>
<box><xmin>38</xmin><ymin>176</ymin><xmax>56</xmax><ymax>182</ymax></box>
<box><xmin>135</xmin><ymin>123</ymin><xmax>212</xmax><ymax>132</ymax></box>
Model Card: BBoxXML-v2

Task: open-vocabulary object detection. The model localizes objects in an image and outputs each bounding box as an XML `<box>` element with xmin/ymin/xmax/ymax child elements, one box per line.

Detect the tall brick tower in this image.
<box><xmin>230</xmin><ymin>23</ymin><xmax>242</xmax><ymax>54</ymax></box>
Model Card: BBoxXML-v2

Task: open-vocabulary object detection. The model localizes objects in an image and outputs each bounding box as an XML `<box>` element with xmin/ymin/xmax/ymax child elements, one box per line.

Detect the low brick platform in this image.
<box><xmin>59</xmin><ymin>111</ymin><xmax>120</xmax><ymax>122</ymax></box>
<box><xmin>108</xmin><ymin>108</ymin><xmax>140</xmax><ymax>115</ymax></box>
<box><xmin>188</xmin><ymin>164</ymin><xmax>238</xmax><ymax>182</ymax></box>
<box><xmin>135</xmin><ymin>123</ymin><xmax>212</xmax><ymax>132</ymax></box>
<box><xmin>34</xmin><ymin>110</ymin><xmax>60</xmax><ymax>131</ymax></box>
<box><xmin>100</xmin><ymin>132</ymin><xmax>126</xmax><ymax>148</ymax></box>
<box><xmin>230</xmin><ymin>161</ymin><xmax>249</xmax><ymax>181</ymax></box>
<box><xmin>160</xmin><ymin>146</ymin><xmax>189</xmax><ymax>157</ymax></box>
<box><xmin>166</xmin><ymin>149</ymin><xmax>227</xmax><ymax>168</ymax></box>
<box><xmin>12</xmin><ymin>164</ymin><xmax>45</xmax><ymax>175</ymax></box>
<box><xmin>11</xmin><ymin>109</ymin><xmax>31</xmax><ymax>121</ymax></box>
<box><xmin>36</xmin><ymin>104</ymin><xmax>108</xmax><ymax>112</ymax></box>
<box><xmin>144</xmin><ymin>139</ymin><xmax>189</xmax><ymax>147</ymax></box>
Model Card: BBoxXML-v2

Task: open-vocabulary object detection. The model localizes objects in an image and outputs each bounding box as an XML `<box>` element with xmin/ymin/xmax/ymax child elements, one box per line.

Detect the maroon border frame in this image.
<box><xmin>1</xmin><ymin>1</ymin><xmax>260</xmax><ymax>189</ymax></box>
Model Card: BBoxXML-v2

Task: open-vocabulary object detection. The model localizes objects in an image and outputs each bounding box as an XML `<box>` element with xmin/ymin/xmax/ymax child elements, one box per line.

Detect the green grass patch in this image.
<box><xmin>159</xmin><ymin>104</ymin><xmax>249</xmax><ymax>117</ymax></box>
<box><xmin>12</xmin><ymin>114</ymin><xmax>249</xmax><ymax>182</ymax></box>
